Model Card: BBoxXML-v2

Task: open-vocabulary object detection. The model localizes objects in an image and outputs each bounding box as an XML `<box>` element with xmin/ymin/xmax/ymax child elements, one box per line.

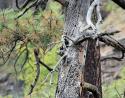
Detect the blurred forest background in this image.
<box><xmin>0</xmin><ymin>0</ymin><xmax>125</xmax><ymax>98</ymax></box>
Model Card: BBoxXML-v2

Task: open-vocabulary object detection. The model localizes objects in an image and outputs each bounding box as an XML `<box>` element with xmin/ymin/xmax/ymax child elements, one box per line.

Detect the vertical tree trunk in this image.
<box><xmin>83</xmin><ymin>39</ymin><xmax>102</xmax><ymax>98</ymax></box>
<box><xmin>83</xmin><ymin>1</ymin><xmax>102</xmax><ymax>97</ymax></box>
<box><xmin>56</xmin><ymin>0</ymin><xmax>102</xmax><ymax>98</ymax></box>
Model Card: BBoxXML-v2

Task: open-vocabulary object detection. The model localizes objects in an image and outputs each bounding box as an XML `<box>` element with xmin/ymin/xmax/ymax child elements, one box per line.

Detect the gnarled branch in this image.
<box><xmin>99</xmin><ymin>36</ymin><xmax>125</xmax><ymax>52</ymax></box>
<box><xmin>101</xmin><ymin>51</ymin><xmax>124</xmax><ymax>61</ymax></box>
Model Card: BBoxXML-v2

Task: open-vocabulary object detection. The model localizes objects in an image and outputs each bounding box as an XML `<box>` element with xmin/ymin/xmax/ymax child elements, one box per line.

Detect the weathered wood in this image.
<box><xmin>83</xmin><ymin>39</ymin><xmax>102</xmax><ymax>98</ymax></box>
<box><xmin>82</xmin><ymin>0</ymin><xmax>102</xmax><ymax>97</ymax></box>
<box><xmin>56</xmin><ymin>0</ymin><xmax>101</xmax><ymax>98</ymax></box>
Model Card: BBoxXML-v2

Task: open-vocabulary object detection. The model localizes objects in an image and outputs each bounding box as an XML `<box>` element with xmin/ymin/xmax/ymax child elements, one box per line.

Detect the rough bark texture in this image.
<box><xmin>56</xmin><ymin>0</ymin><xmax>102</xmax><ymax>98</ymax></box>
<box><xmin>83</xmin><ymin>39</ymin><xmax>102</xmax><ymax>98</ymax></box>
<box><xmin>83</xmin><ymin>1</ymin><xmax>102</xmax><ymax>97</ymax></box>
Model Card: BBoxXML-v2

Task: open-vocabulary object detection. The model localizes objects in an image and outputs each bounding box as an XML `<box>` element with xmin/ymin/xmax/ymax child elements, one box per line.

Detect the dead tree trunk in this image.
<box><xmin>83</xmin><ymin>39</ymin><xmax>102</xmax><ymax>98</ymax></box>
<box><xmin>56</xmin><ymin>0</ymin><xmax>102</xmax><ymax>98</ymax></box>
<box><xmin>83</xmin><ymin>2</ymin><xmax>102</xmax><ymax>98</ymax></box>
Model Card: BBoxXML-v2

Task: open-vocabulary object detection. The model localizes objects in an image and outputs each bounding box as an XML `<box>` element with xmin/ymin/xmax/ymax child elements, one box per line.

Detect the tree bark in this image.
<box><xmin>83</xmin><ymin>39</ymin><xmax>102</xmax><ymax>98</ymax></box>
<box><xmin>82</xmin><ymin>1</ymin><xmax>102</xmax><ymax>97</ymax></box>
<box><xmin>56</xmin><ymin>0</ymin><xmax>102</xmax><ymax>98</ymax></box>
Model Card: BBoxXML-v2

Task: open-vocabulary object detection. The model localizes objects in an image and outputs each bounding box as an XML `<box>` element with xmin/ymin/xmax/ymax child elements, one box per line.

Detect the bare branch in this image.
<box><xmin>65</xmin><ymin>29</ymin><xmax>120</xmax><ymax>46</ymax></box>
<box><xmin>16</xmin><ymin>0</ymin><xmax>32</xmax><ymax>9</ymax></box>
<box><xmin>16</xmin><ymin>0</ymin><xmax>38</xmax><ymax>19</ymax></box>
<box><xmin>86</xmin><ymin>0</ymin><xmax>100</xmax><ymax>31</ymax></box>
<box><xmin>101</xmin><ymin>51</ymin><xmax>124</xmax><ymax>61</ymax></box>
<box><xmin>16</xmin><ymin>0</ymin><xmax>49</xmax><ymax>18</ymax></box>
<box><xmin>29</xmin><ymin>48</ymin><xmax>40</xmax><ymax>95</ymax></box>
<box><xmin>99</xmin><ymin>36</ymin><xmax>125</xmax><ymax>52</ymax></box>
<box><xmin>98</xmin><ymin>30</ymin><xmax>120</xmax><ymax>37</ymax></box>
<box><xmin>99</xmin><ymin>35</ymin><xmax>125</xmax><ymax>61</ymax></box>
<box><xmin>39</xmin><ymin>60</ymin><xmax>53</xmax><ymax>72</ymax></box>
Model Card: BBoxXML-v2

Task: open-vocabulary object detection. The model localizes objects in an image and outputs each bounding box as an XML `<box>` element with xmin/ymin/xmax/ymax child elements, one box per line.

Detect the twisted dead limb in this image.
<box><xmin>101</xmin><ymin>51</ymin><xmax>124</xmax><ymax>61</ymax></box>
<box><xmin>86</xmin><ymin>0</ymin><xmax>100</xmax><ymax>30</ymax></box>
<box><xmin>78</xmin><ymin>29</ymin><xmax>120</xmax><ymax>44</ymax></box>
<box><xmin>77</xmin><ymin>30</ymin><xmax>125</xmax><ymax>61</ymax></box>
<box><xmin>64</xmin><ymin>29</ymin><xmax>125</xmax><ymax>62</ymax></box>
<box><xmin>99</xmin><ymin>30</ymin><xmax>120</xmax><ymax>37</ymax></box>
<box><xmin>99</xmin><ymin>36</ymin><xmax>125</xmax><ymax>52</ymax></box>
<box><xmin>99</xmin><ymin>35</ymin><xmax>125</xmax><ymax>61</ymax></box>
<box><xmin>80</xmin><ymin>0</ymin><xmax>102</xmax><ymax>34</ymax></box>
